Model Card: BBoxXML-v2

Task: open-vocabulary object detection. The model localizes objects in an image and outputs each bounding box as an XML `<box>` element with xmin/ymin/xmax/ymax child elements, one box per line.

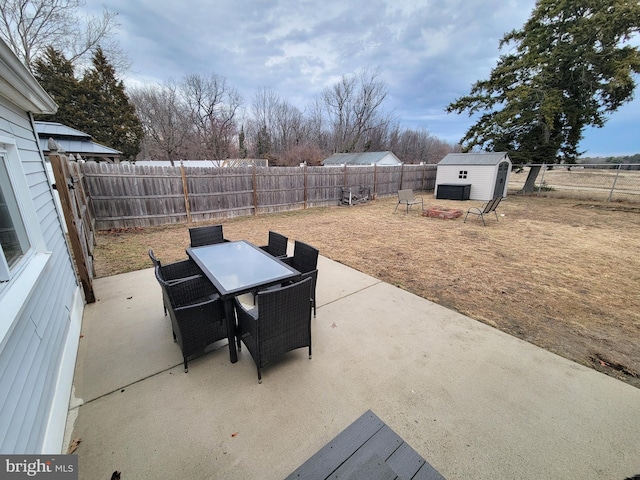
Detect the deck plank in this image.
<box><xmin>285</xmin><ymin>410</ymin><xmax>384</xmax><ymax>480</ymax></box>
<box><xmin>386</xmin><ymin>442</ymin><xmax>426</xmax><ymax>478</ymax></box>
<box><xmin>284</xmin><ymin>410</ymin><xmax>445</xmax><ymax>480</ymax></box>
<box><xmin>331</xmin><ymin>425</ymin><xmax>402</xmax><ymax>478</ymax></box>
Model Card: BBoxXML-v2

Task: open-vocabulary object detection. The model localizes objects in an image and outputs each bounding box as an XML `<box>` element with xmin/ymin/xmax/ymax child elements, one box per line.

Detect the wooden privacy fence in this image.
<box><xmin>80</xmin><ymin>162</ymin><xmax>437</xmax><ymax>230</ymax></box>
<box><xmin>49</xmin><ymin>149</ymin><xmax>96</xmax><ymax>302</ymax></box>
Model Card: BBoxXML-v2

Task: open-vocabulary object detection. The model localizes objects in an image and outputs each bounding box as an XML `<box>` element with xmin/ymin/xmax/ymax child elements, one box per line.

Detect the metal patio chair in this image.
<box><xmin>464</xmin><ymin>196</ymin><xmax>502</xmax><ymax>226</ymax></box>
<box><xmin>394</xmin><ymin>189</ymin><xmax>424</xmax><ymax>213</ymax></box>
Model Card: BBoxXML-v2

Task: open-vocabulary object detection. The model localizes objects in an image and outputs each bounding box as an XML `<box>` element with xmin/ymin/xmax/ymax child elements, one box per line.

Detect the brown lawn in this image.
<box><xmin>93</xmin><ymin>193</ymin><xmax>640</xmax><ymax>389</ymax></box>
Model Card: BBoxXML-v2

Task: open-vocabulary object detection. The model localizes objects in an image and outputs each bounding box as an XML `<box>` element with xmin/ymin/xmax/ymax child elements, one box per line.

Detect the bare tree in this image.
<box><xmin>305</xmin><ymin>95</ymin><xmax>330</xmax><ymax>152</ymax></box>
<box><xmin>388</xmin><ymin>126</ymin><xmax>460</xmax><ymax>164</ymax></box>
<box><xmin>181</xmin><ymin>73</ymin><xmax>243</xmax><ymax>159</ymax></box>
<box><xmin>0</xmin><ymin>0</ymin><xmax>124</xmax><ymax>71</ymax></box>
<box><xmin>322</xmin><ymin>67</ymin><xmax>389</xmax><ymax>153</ymax></box>
<box><xmin>129</xmin><ymin>82</ymin><xmax>193</xmax><ymax>164</ymax></box>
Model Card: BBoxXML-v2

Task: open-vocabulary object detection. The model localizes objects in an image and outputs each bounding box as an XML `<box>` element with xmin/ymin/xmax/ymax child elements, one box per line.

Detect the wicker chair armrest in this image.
<box><xmin>167</xmin><ymin>276</ymin><xmax>219</xmax><ymax>307</ymax></box>
<box><xmin>165</xmin><ymin>274</ymin><xmax>202</xmax><ymax>286</ymax></box>
<box><xmin>161</xmin><ymin>259</ymin><xmax>202</xmax><ymax>281</ymax></box>
<box><xmin>174</xmin><ymin>296</ymin><xmax>219</xmax><ymax>313</ymax></box>
<box><xmin>173</xmin><ymin>296</ymin><xmax>225</xmax><ymax>327</ymax></box>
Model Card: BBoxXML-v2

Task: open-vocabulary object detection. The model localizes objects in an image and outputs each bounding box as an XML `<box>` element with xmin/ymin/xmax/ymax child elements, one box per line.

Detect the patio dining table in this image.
<box><xmin>187</xmin><ymin>240</ymin><xmax>300</xmax><ymax>363</ymax></box>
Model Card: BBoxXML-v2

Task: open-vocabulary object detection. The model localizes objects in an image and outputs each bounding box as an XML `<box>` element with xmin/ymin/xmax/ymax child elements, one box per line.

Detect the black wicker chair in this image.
<box><xmin>155</xmin><ymin>266</ymin><xmax>227</xmax><ymax>372</ymax></box>
<box><xmin>189</xmin><ymin>225</ymin><xmax>228</xmax><ymax>247</ymax></box>
<box><xmin>149</xmin><ymin>249</ymin><xmax>203</xmax><ymax>315</ymax></box>
<box><xmin>235</xmin><ymin>276</ymin><xmax>313</xmax><ymax>383</ymax></box>
<box><xmin>282</xmin><ymin>241</ymin><xmax>319</xmax><ymax>317</ymax></box>
<box><xmin>259</xmin><ymin>231</ymin><xmax>289</xmax><ymax>258</ymax></box>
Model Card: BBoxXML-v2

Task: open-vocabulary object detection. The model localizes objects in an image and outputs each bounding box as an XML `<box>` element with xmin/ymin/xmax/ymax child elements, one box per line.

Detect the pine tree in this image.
<box><xmin>32</xmin><ymin>47</ymin><xmax>89</xmax><ymax>129</ymax></box>
<box><xmin>80</xmin><ymin>47</ymin><xmax>143</xmax><ymax>160</ymax></box>
<box><xmin>447</xmin><ymin>0</ymin><xmax>640</xmax><ymax>165</ymax></box>
<box><xmin>238</xmin><ymin>125</ymin><xmax>247</xmax><ymax>159</ymax></box>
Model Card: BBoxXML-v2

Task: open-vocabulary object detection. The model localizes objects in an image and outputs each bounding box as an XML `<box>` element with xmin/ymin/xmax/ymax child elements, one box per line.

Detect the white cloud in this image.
<box><xmin>82</xmin><ymin>0</ymin><xmax>640</xmax><ymax>155</ymax></box>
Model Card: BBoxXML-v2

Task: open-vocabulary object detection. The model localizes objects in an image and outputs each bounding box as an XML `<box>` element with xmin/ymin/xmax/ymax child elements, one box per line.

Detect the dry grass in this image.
<box><xmin>94</xmin><ymin>192</ymin><xmax>640</xmax><ymax>388</ymax></box>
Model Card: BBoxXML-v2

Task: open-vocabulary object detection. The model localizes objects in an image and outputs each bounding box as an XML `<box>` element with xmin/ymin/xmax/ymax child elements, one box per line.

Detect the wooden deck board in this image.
<box><xmin>284</xmin><ymin>410</ymin><xmax>445</xmax><ymax>480</ymax></box>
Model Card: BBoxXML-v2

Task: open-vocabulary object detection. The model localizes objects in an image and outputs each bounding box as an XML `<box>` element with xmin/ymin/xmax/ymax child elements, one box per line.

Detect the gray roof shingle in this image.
<box><xmin>438</xmin><ymin>152</ymin><xmax>510</xmax><ymax>166</ymax></box>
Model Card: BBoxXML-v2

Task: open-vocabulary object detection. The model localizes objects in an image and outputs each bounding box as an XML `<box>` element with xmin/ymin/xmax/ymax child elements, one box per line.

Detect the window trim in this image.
<box><xmin>0</xmin><ymin>134</ymin><xmax>51</xmax><ymax>342</ymax></box>
<box><xmin>0</xmin><ymin>135</ymin><xmax>47</xmax><ymax>251</ymax></box>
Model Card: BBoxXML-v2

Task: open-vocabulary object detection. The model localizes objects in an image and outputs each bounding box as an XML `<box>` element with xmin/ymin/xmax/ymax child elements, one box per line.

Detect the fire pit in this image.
<box><xmin>422</xmin><ymin>205</ymin><xmax>464</xmax><ymax>220</ymax></box>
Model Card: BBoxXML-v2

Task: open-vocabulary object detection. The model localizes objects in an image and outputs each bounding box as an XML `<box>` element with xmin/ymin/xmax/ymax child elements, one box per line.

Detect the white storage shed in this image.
<box><xmin>435</xmin><ymin>152</ymin><xmax>512</xmax><ymax>201</ymax></box>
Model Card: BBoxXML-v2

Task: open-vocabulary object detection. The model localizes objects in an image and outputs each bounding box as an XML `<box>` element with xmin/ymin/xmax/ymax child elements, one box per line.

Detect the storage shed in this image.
<box><xmin>435</xmin><ymin>152</ymin><xmax>512</xmax><ymax>201</ymax></box>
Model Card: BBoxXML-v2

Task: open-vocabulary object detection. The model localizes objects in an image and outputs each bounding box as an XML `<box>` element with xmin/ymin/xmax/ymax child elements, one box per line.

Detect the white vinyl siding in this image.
<box><xmin>436</xmin><ymin>165</ymin><xmax>498</xmax><ymax>201</ymax></box>
<box><xmin>0</xmin><ymin>95</ymin><xmax>81</xmax><ymax>454</ymax></box>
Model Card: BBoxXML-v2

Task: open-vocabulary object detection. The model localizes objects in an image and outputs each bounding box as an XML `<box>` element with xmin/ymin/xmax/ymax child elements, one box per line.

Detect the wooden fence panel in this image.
<box><xmin>306</xmin><ymin>166</ymin><xmax>343</xmax><ymax>206</ymax></box>
<box><xmin>80</xmin><ymin>162</ymin><xmax>438</xmax><ymax>229</ymax></box>
<box><xmin>50</xmin><ymin>152</ymin><xmax>95</xmax><ymax>302</ymax></box>
<box><xmin>185</xmin><ymin>166</ymin><xmax>254</xmax><ymax>221</ymax></box>
<box><xmin>254</xmin><ymin>166</ymin><xmax>305</xmax><ymax>214</ymax></box>
<box><xmin>375</xmin><ymin>165</ymin><xmax>402</xmax><ymax>196</ymax></box>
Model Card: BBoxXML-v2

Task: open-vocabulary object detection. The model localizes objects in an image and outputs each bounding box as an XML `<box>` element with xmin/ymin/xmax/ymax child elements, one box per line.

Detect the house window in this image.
<box><xmin>458</xmin><ymin>170</ymin><xmax>468</xmax><ymax>179</ymax></box>
<box><xmin>0</xmin><ymin>135</ymin><xmax>48</xmax><ymax>283</ymax></box>
<box><xmin>0</xmin><ymin>155</ymin><xmax>30</xmax><ymax>275</ymax></box>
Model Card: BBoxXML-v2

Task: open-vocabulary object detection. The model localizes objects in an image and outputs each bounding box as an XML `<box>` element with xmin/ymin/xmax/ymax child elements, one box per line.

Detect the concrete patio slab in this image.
<box><xmin>66</xmin><ymin>257</ymin><xmax>640</xmax><ymax>480</ymax></box>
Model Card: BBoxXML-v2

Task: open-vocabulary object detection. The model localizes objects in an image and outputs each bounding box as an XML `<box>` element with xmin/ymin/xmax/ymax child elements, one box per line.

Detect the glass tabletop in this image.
<box><xmin>187</xmin><ymin>241</ymin><xmax>299</xmax><ymax>297</ymax></box>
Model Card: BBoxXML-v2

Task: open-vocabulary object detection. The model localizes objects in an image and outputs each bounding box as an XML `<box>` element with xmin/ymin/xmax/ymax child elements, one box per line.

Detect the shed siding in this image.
<box><xmin>0</xmin><ymin>96</ymin><xmax>80</xmax><ymax>453</ymax></box>
<box><xmin>435</xmin><ymin>165</ymin><xmax>494</xmax><ymax>200</ymax></box>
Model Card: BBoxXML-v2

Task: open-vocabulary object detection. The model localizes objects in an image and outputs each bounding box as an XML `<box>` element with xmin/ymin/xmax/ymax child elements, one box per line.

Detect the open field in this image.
<box><xmin>94</xmin><ymin>192</ymin><xmax>640</xmax><ymax>388</ymax></box>
<box><xmin>509</xmin><ymin>167</ymin><xmax>640</xmax><ymax>203</ymax></box>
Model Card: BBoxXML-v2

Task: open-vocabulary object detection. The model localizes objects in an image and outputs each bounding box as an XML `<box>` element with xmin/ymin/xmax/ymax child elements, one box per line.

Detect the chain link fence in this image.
<box><xmin>508</xmin><ymin>164</ymin><xmax>640</xmax><ymax>203</ymax></box>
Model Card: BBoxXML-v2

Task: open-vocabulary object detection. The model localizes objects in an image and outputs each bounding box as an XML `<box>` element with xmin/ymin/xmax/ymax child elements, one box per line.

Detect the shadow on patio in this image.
<box><xmin>66</xmin><ymin>255</ymin><xmax>640</xmax><ymax>480</ymax></box>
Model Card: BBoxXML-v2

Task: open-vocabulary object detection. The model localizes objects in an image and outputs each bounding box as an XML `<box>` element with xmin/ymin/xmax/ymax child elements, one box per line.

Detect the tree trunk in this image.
<box><xmin>518</xmin><ymin>165</ymin><xmax>542</xmax><ymax>194</ymax></box>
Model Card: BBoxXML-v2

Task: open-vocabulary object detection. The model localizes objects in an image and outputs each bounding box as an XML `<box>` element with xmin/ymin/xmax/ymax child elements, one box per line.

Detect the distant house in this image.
<box><xmin>35</xmin><ymin>121</ymin><xmax>122</xmax><ymax>163</ymax></box>
<box><xmin>322</xmin><ymin>151</ymin><xmax>402</xmax><ymax>166</ymax></box>
<box><xmin>435</xmin><ymin>152</ymin><xmax>512</xmax><ymax>201</ymax></box>
<box><xmin>0</xmin><ymin>39</ymin><xmax>83</xmax><ymax>453</ymax></box>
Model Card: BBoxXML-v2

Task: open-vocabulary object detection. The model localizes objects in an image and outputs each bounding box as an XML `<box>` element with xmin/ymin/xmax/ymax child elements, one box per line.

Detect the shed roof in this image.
<box><xmin>322</xmin><ymin>151</ymin><xmax>401</xmax><ymax>165</ymax></box>
<box><xmin>438</xmin><ymin>152</ymin><xmax>510</xmax><ymax>166</ymax></box>
<box><xmin>35</xmin><ymin>121</ymin><xmax>122</xmax><ymax>159</ymax></box>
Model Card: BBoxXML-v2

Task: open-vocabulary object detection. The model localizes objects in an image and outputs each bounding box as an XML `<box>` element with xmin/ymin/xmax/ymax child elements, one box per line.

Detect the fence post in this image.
<box><xmin>537</xmin><ymin>164</ymin><xmax>547</xmax><ymax>195</ymax></box>
<box><xmin>399</xmin><ymin>164</ymin><xmax>404</xmax><ymax>190</ymax></box>
<box><xmin>607</xmin><ymin>164</ymin><xmax>621</xmax><ymax>202</ymax></box>
<box><xmin>373</xmin><ymin>163</ymin><xmax>377</xmax><ymax>199</ymax></box>
<box><xmin>180</xmin><ymin>162</ymin><xmax>192</xmax><ymax>223</ymax></box>
<box><xmin>303</xmin><ymin>164</ymin><xmax>308</xmax><ymax>209</ymax></box>
<box><xmin>253</xmin><ymin>165</ymin><xmax>258</xmax><ymax>215</ymax></box>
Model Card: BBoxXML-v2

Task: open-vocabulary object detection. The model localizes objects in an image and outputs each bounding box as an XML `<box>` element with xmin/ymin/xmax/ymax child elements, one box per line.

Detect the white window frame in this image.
<box><xmin>0</xmin><ymin>135</ymin><xmax>51</xmax><ymax>341</ymax></box>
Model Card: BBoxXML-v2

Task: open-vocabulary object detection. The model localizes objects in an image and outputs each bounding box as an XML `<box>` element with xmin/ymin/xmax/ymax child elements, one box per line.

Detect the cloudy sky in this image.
<box><xmin>84</xmin><ymin>0</ymin><xmax>640</xmax><ymax>157</ymax></box>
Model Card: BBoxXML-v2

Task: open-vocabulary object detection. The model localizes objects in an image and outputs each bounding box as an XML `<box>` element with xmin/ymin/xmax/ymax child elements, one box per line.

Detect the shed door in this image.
<box><xmin>493</xmin><ymin>161</ymin><xmax>509</xmax><ymax>198</ymax></box>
